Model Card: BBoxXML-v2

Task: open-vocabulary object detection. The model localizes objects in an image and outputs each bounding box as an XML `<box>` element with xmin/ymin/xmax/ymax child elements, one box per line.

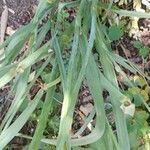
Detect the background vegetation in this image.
<box><xmin>0</xmin><ymin>0</ymin><xmax>149</xmax><ymax>149</ymax></box>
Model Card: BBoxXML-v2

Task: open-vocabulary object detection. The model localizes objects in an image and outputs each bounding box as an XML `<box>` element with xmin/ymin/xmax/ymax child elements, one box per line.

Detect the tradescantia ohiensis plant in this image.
<box><xmin>0</xmin><ymin>0</ymin><xmax>149</xmax><ymax>149</ymax></box>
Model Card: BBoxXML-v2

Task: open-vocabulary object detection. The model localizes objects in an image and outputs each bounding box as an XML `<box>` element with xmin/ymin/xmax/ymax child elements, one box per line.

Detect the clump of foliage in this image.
<box><xmin>133</xmin><ymin>41</ymin><xmax>150</xmax><ymax>58</ymax></box>
<box><xmin>0</xmin><ymin>0</ymin><xmax>149</xmax><ymax>149</ymax></box>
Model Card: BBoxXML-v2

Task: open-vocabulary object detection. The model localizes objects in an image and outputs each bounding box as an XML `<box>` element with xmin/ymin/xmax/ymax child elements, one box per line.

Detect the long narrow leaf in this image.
<box><xmin>0</xmin><ymin>90</ymin><xmax>43</xmax><ymax>149</ymax></box>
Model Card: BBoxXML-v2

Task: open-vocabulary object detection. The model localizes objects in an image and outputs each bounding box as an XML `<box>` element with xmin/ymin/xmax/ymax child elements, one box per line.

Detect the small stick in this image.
<box><xmin>0</xmin><ymin>0</ymin><xmax>8</xmax><ymax>58</ymax></box>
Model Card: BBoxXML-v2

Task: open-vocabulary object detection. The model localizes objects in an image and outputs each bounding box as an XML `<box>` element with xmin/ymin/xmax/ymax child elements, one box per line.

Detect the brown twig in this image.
<box><xmin>0</xmin><ymin>0</ymin><xmax>8</xmax><ymax>58</ymax></box>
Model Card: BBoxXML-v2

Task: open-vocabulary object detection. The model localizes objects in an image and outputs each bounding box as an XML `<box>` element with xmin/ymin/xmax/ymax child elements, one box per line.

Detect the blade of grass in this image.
<box><xmin>113</xmin><ymin>9</ymin><xmax>150</xmax><ymax>18</ymax></box>
<box><xmin>35</xmin><ymin>52</ymin><xmax>106</xmax><ymax>147</ymax></box>
<box><xmin>53</xmin><ymin>36</ymin><xmax>66</xmax><ymax>90</ymax></box>
<box><xmin>0</xmin><ymin>64</ymin><xmax>15</xmax><ymax>78</ymax></box>
<box><xmin>18</xmin><ymin>42</ymin><xmax>52</xmax><ymax>69</ymax></box>
<box><xmin>36</xmin><ymin>20</ymin><xmax>51</xmax><ymax>49</ymax></box>
<box><xmin>0</xmin><ymin>65</ymin><xmax>17</xmax><ymax>88</ymax></box>
<box><xmin>58</xmin><ymin>0</ymin><xmax>80</xmax><ymax>12</ymax></box>
<box><xmin>65</xmin><ymin>0</ymin><xmax>85</xmax><ymax>92</ymax></box>
<box><xmin>56</xmin><ymin>0</ymin><xmax>98</xmax><ymax>148</ymax></box>
<box><xmin>99</xmin><ymin>3</ymin><xmax>150</xmax><ymax>18</ymax></box>
<box><xmin>0</xmin><ymin>69</ymin><xmax>30</xmax><ymax>131</ymax></box>
<box><xmin>96</xmin><ymin>24</ymin><xmax>130</xmax><ymax>150</ymax></box>
<box><xmin>0</xmin><ymin>23</ymin><xmax>35</xmax><ymax>51</ymax></box>
<box><xmin>1</xmin><ymin>23</ymin><xmax>36</xmax><ymax>66</ymax></box>
<box><xmin>73</xmin><ymin>109</ymin><xmax>95</xmax><ymax>137</ymax></box>
<box><xmin>0</xmin><ymin>89</ymin><xmax>43</xmax><ymax>149</ymax></box>
<box><xmin>29</xmin><ymin>62</ymin><xmax>59</xmax><ymax>150</ymax></box>
<box><xmin>0</xmin><ymin>42</ymin><xmax>52</xmax><ymax>88</ymax></box>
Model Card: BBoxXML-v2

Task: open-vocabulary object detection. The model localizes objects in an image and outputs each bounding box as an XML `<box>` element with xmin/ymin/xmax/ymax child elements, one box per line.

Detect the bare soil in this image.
<box><xmin>0</xmin><ymin>0</ymin><xmax>37</xmax><ymax>29</ymax></box>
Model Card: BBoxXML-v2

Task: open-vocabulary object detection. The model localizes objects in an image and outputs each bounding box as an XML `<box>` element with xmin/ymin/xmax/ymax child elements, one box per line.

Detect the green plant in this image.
<box><xmin>133</xmin><ymin>41</ymin><xmax>150</xmax><ymax>58</ymax></box>
<box><xmin>108</xmin><ymin>25</ymin><xmax>123</xmax><ymax>41</ymax></box>
<box><xmin>0</xmin><ymin>0</ymin><xmax>150</xmax><ymax>149</ymax></box>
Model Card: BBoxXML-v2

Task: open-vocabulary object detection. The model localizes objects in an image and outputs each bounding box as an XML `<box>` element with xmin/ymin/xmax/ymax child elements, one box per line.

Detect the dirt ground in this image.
<box><xmin>0</xmin><ymin>0</ymin><xmax>37</xmax><ymax>29</ymax></box>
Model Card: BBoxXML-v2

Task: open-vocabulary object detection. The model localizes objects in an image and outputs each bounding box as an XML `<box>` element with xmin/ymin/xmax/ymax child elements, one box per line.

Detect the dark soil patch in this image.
<box><xmin>0</xmin><ymin>0</ymin><xmax>37</xmax><ymax>29</ymax></box>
